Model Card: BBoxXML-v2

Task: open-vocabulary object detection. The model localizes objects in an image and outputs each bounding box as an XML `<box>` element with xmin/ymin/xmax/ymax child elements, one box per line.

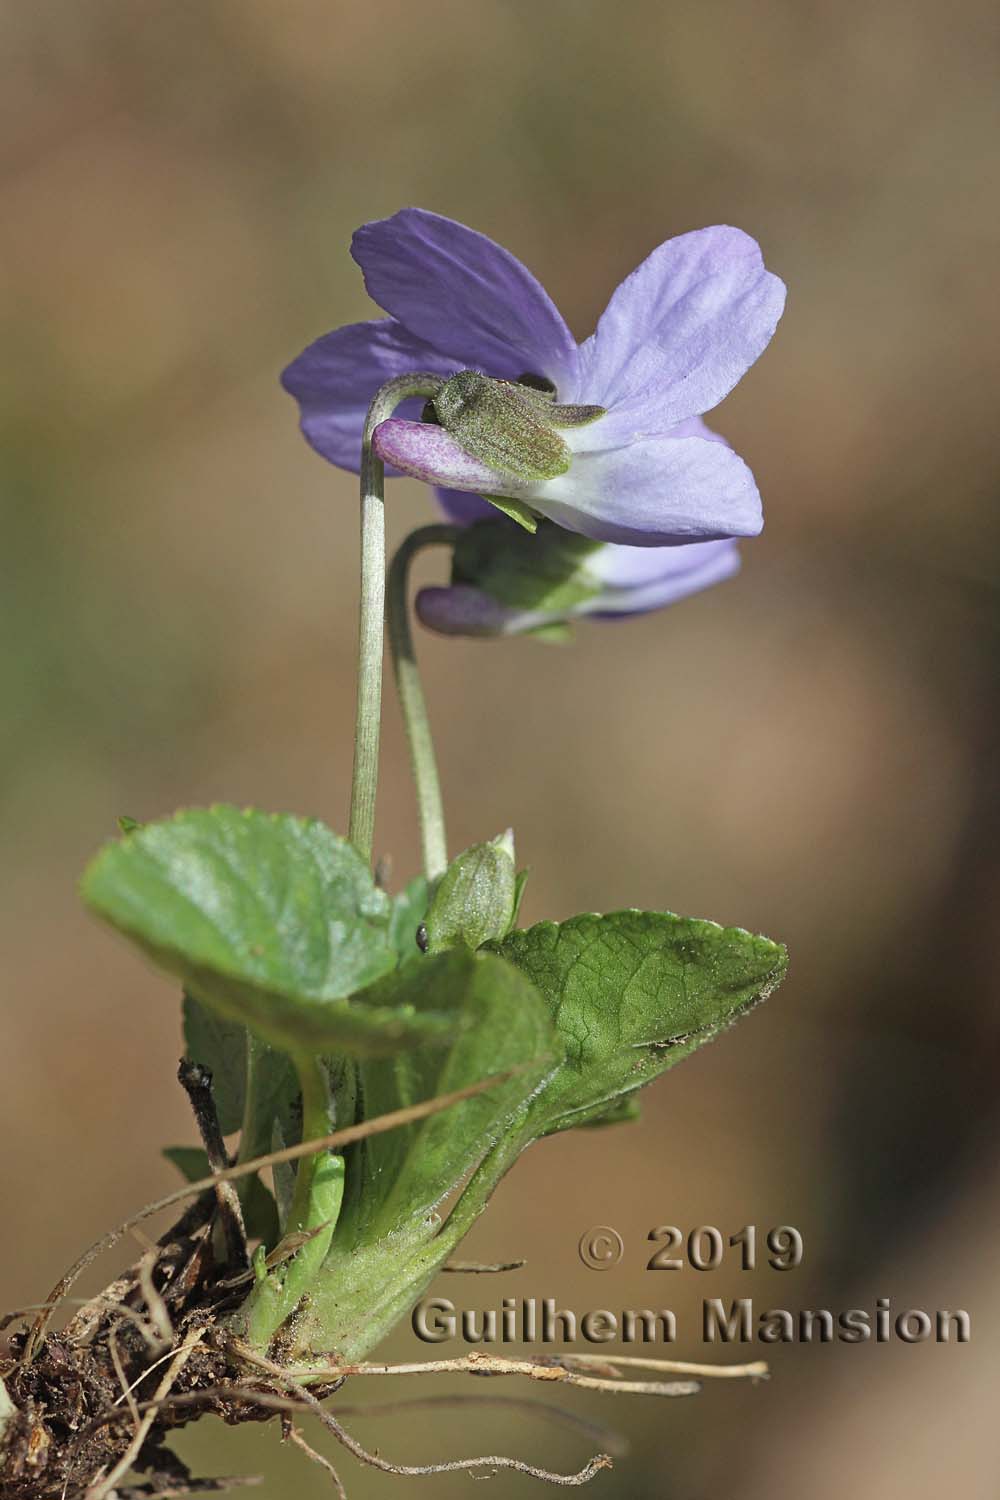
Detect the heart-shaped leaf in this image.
<box><xmin>491</xmin><ymin>910</ymin><xmax>787</xmax><ymax>1135</ymax></box>
<box><xmin>82</xmin><ymin>807</ymin><xmax>453</xmax><ymax>1056</ymax></box>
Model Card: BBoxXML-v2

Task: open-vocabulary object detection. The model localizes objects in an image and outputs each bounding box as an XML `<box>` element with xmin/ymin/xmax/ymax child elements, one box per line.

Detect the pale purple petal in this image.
<box><xmin>590</xmin><ymin>539</ymin><xmax>740</xmax><ymax>616</ymax></box>
<box><xmin>281</xmin><ymin>319</ymin><xmax>456</xmax><ymax>472</ymax></box>
<box><xmin>372</xmin><ymin>419</ymin><xmax>505</xmax><ymax>492</ymax></box>
<box><xmin>576</xmin><ymin>226</ymin><xmax>786</xmax><ymax>440</ymax></box>
<box><xmin>531</xmin><ymin>434</ymin><xmax>763</xmax><ymax>545</ymax></box>
<box><xmin>381</xmin><ymin>420</ymin><xmax>762</xmax><ymax>546</ymax></box>
<box><xmin>434</xmin><ymin>487</ymin><xmax>497</xmax><ymax>526</ymax></box>
<box><xmin>416</xmin><ymin>585</ymin><xmax>528</xmax><ymax>637</ymax></box>
<box><xmin>428</xmin><ymin>423</ymin><xmax>732</xmax><ymax>535</ymax></box>
<box><xmin>352</xmin><ymin>209</ymin><xmax>581</xmax><ymax>395</ymax></box>
<box><xmin>568</xmin><ymin>410</ymin><xmax>732</xmax><ymax>457</ymax></box>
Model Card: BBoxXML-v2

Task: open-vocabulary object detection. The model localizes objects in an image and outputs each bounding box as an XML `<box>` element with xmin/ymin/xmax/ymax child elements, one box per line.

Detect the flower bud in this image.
<box><xmin>431</xmin><ymin>372</ymin><xmax>604</xmax><ymax>484</ymax></box>
<box><xmin>415</xmin><ymin>517</ymin><xmax>741</xmax><ymax>640</ymax></box>
<box><xmin>421</xmin><ymin>830</ymin><xmax>518</xmax><ymax>954</ymax></box>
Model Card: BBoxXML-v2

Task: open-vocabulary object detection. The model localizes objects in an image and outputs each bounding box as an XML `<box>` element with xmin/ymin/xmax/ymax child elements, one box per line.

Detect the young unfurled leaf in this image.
<box><xmin>422</xmin><ymin>832</ymin><xmax>518</xmax><ymax>954</ymax></box>
<box><xmin>490</xmin><ymin>910</ymin><xmax>787</xmax><ymax>1135</ymax></box>
<box><xmin>82</xmin><ymin>806</ymin><xmax>452</xmax><ymax>1057</ymax></box>
<box><xmin>452</xmin><ymin>519</ymin><xmax>602</xmax><ymax>616</ymax></box>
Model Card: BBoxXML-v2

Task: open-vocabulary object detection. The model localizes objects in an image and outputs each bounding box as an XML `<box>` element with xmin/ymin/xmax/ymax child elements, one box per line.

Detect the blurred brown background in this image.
<box><xmin>3</xmin><ymin>1</ymin><xmax>999</xmax><ymax>1495</ymax></box>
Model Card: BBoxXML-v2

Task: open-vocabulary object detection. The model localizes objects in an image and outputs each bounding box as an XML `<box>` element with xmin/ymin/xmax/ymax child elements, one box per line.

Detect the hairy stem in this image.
<box><xmin>387</xmin><ymin>524</ymin><xmax>461</xmax><ymax>882</ymax></box>
<box><xmin>349</xmin><ymin>376</ymin><xmax>443</xmax><ymax>866</ymax></box>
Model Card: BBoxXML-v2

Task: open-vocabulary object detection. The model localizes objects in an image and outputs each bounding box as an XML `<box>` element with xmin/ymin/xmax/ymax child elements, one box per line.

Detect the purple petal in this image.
<box><xmin>576</xmin><ymin>226</ymin><xmax>786</xmax><ymax>440</ymax></box>
<box><xmin>532</xmin><ymin>433</ymin><xmax>763</xmax><ymax>545</ymax></box>
<box><xmin>281</xmin><ymin>318</ymin><xmax>456</xmax><ymax>473</ymax></box>
<box><xmin>352</xmin><ymin>209</ymin><xmax>581</xmax><ymax>395</ymax></box>
<box><xmin>589</xmin><ymin>538</ymin><xmax>741</xmax><ymax>615</ymax></box>
<box><xmin>372</xmin><ymin>419</ymin><xmax>506</xmax><ymax>492</ymax></box>
<box><xmin>429</xmin><ymin>424</ymin><xmax>728</xmax><ymax>531</ymax></box>
<box><xmin>379</xmin><ymin>418</ymin><xmax>761</xmax><ymax>547</ymax></box>
<box><xmin>416</xmin><ymin>585</ymin><xmax>526</xmax><ymax>637</ymax></box>
<box><xmin>434</xmin><ymin>487</ymin><xmax>497</xmax><ymax>526</ymax></box>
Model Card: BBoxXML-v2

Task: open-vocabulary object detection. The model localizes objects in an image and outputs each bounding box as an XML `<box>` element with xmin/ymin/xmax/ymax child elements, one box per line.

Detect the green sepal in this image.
<box><xmin>452</xmin><ymin>519</ymin><xmax>603</xmax><ymax>616</ymax></box>
<box><xmin>543</xmin><ymin>401</ymin><xmax>607</xmax><ymax>428</ymax></box>
<box><xmin>482</xmin><ymin>494</ymin><xmax>539</xmax><ymax>533</ymax></box>
<box><xmin>525</xmin><ymin>622</ymin><xmax>574</xmax><ymax>644</ymax></box>
<box><xmin>433</xmin><ymin>371</ymin><xmax>572</xmax><ymax>482</ymax></box>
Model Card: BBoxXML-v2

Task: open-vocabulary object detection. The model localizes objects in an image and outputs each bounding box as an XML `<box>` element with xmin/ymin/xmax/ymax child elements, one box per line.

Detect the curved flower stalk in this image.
<box><xmin>283</xmin><ymin>207</ymin><xmax>785</xmax><ymax>546</ymax></box>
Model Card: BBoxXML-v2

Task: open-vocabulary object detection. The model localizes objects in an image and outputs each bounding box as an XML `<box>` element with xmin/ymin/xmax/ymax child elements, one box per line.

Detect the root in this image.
<box><xmin>441</xmin><ymin>1258</ymin><xmax>527</xmax><ymax>1273</ymax></box>
<box><xmin>281</xmin><ymin>1347</ymin><xmax>768</xmax><ymax>1392</ymax></box>
<box><xmin>19</xmin><ymin>1070</ymin><xmax>519</xmax><ymax>1363</ymax></box>
<box><xmin>232</xmin><ymin>1345</ymin><xmax>613</xmax><ymax>1486</ymax></box>
<box><xmin>330</xmin><ymin>1394</ymin><xmax>628</xmax><ymax>1456</ymax></box>
<box><xmin>282</xmin><ymin>1418</ymin><xmax>347</xmax><ymax>1500</ymax></box>
<box><xmin>0</xmin><ymin>1056</ymin><xmax>767</xmax><ymax>1497</ymax></box>
<box><xmin>83</xmin><ymin>1334</ymin><xmax>206</xmax><ymax>1500</ymax></box>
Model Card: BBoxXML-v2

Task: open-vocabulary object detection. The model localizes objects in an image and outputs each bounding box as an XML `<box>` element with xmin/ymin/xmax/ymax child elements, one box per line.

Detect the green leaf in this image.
<box><xmin>182</xmin><ymin>994</ymin><xmax>247</xmax><ymax>1135</ymax></box>
<box><xmin>82</xmin><ymin>806</ymin><xmax>455</xmax><ymax>1057</ymax></box>
<box><xmin>341</xmin><ymin>949</ymin><xmax>561</xmax><ymax>1243</ymax></box>
<box><xmin>491</xmin><ymin>911</ymin><xmax>787</xmax><ymax>1135</ymax></box>
<box><xmin>162</xmin><ymin>1146</ymin><xmax>280</xmax><ymax>1244</ymax></box>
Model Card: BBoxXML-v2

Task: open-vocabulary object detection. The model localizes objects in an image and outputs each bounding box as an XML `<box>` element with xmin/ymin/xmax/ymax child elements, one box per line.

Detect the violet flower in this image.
<box><xmin>416</xmin><ymin>491</ymin><xmax>741</xmax><ymax>638</ymax></box>
<box><xmin>283</xmin><ymin>208</ymin><xmax>785</xmax><ymax>547</ymax></box>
